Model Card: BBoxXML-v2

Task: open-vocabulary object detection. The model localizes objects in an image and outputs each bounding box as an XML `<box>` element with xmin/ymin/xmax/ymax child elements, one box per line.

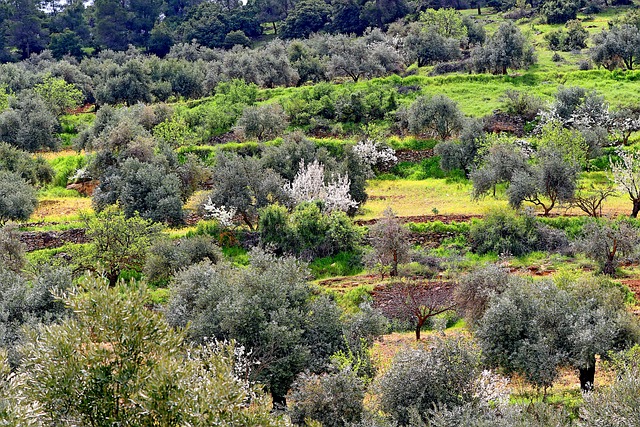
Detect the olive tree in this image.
<box><xmin>0</xmin><ymin>142</ymin><xmax>53</xmax><ymax>186</ymax></box>
<box><xmin>576</xmin><ymin>218</ymin><xmax>640</xmax><ymax>276</ymax></box>
<box><xmin>377</xmin><ymin>336</ymin><xmax>482</xmax><ymax>426</ymax></box>
<box><xmin>403</xmin><ymin>24</ymin><xmax>461</xmax><ymax>67</ymax></box>
<box><xmin>288</xmin><ymin>366</ymin><xmax>365</xmax><ymax>427</ymax></box>
<box><xmin>506</xmin><ymin>148</ymin><xmax>579</xmax><ymax>216</ymax></box>
<box><xmin>166</xmin><ymin>251</ymin><xmax>347</xmax><ymax>408</ymax></box>
<box><xmin>0</xmin><ymin>265</ymin><xmax>71</xmax><ymax>368</ymax></box>
<box><xmin>472</xmin><ymin>22</ymin><xmax>535</xmax><ymax>74</ymax></box>
<box><xmin>610</xmin><ymin>148</ymin><xmax>640</xmax><ymax>217</ymax></box>
<box><xmin>477</xmin><ymin>276</ymin><xmax>638</xmax><ymax>393</ymax></box>
<box><xmin>470</xmin><ymin>140</ymin><xmax>529</xmax><ymax>198</ymax></box>
<box><xmin>591</xmin><ymin>25</ymin><xmax>640</xmax><ymax>70</ymax></box>
<box><xmin>234</xmin><ymin>103</ymin><xmax>288</xmax><ymax>141</ymax></box>
<box><xmin>205</xmin><ymin>154</ymin><xmax>288</xmax><ymax>229</ymax></box>
<box><xmin>94</xmin><ymin>157</ymin><xmax>186</xmax><ymax>225</ymax></box>
<box><xmin>0</xmin><ymin>223</ymin><xmax>25</xmax><ymax>272</ymax></box>
<box><xmin>581</xmin><ymin>366</ymin><xmax>640</xmax><ymax>427</ymax></box>
<box><xmin>16</xmin><ymin>279</ymin><xmax>285</xmax><ymax>427</ymax></box>
<box><xmin>435</xmin><ymin>118</ymin><xmax>485</xmax><ymax>176</ymax></box>
<box><xmin>365</xmin><ymin>208</ymin><xmax>410</xmax><ymax>277</ymax></box>
<box><xmin>0</xmin><ymin>92</ymin><xmax>59</xmax><ymax>151</ymax></box>
<box><xmin>406</xmin><ymin>94</ymin><xmax>464</xmax><ymax>140</ymax></box>
<box><xmin>454</xmin><ymin>264</ymin><xmax>511</xmax><ymax>326</ymax></box>
<box><xmin>0</xmin><ymin>171</ymin><xmax>37</xmax><ymax>225</ymax></box>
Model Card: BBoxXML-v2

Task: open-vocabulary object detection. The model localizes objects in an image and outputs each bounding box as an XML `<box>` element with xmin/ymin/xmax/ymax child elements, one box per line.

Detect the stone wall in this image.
<box><xmin>20</xmin><ymin>228</ymin><xmax>89</xmax><ymax>252</ymax></box>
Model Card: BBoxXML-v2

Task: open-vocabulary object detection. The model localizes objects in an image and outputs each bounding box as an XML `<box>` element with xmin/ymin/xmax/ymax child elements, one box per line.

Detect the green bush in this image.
<box><xmin>259</xmin><ymin>202</ymin><xmax>362</xmax><ymax>260</ymax></box>
<box><xmin>470</xmin><ymin>209</ymin><xmax>568</xmax><ymax>256</ymax></box>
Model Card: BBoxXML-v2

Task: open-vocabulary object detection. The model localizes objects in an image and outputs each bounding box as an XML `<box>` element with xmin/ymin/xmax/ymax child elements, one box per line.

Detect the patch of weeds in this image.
<box><xmin>335</xmin><ymin>284</ymin><xmax>375</xmax><ymax>314</ymax></box>
<box><xmin>222</xmin><ymin>246</ymin><xmax>249</xmax><ymax>266</ymax></box>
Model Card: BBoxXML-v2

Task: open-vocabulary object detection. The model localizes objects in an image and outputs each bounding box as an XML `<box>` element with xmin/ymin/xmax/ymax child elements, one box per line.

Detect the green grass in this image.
<box><xmin>38</xmin><ymin>187</ymin><xmax>83</xmax><ymax>198</ymax></box>
<box><xmin>48</xmin><ymin>153</ymin><xmax>86</xmax><ymax>187</ymax></box>
<box><xmin>333</xmin><ymin>284</ymin><xmax>375</xmax><ymax>314</ymax></box>
<box><xmin>358</xmin><ymin>179</ymin><xmax>508</xmax><ymax>220</ymax></box>
<box><xmin>58</xmin><ymin>113</ymin><xmax>94</xmax><ymax>146</ymax></box>
<box><xmin>309</xmin><ymin>251</ymin><xmax>364</xmax><ymax>279</ymax></box>
<box><xmin>222</xmin><ymin>246</ymin><xmax>249</xmax><ymax>266</ymax></box>
<box><xmin>25</xmin><ymin>242</ymin><xmax>84</xmax><ymax>265</ymax></box>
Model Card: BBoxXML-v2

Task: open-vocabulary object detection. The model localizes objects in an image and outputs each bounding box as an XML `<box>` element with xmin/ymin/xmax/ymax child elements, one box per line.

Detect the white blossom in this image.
<box><xmin>285</xmin><ymin>159</ymin><xmax>358</xmax><ymax>213</ymax></box>
<box><xmin>473</xmin><ymin>369</ymin><xmax>511</xmax><ymax>406</ymax></box>
<box><xmin>203</xmin><ymin>198</ymin><xmax>237</xmax><ymax>227</ymax></box>
<box><xmin>353</xmin><ymin>139</ymin><xmax>398</xmax><ymax>168</ymax></box>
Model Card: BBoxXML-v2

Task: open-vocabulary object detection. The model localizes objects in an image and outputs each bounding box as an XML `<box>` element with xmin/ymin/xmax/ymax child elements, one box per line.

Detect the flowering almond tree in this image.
<box><xmin>285</xmin><ymin>159</ymin><xmax>358</xmax><ymax>213</ymax></box>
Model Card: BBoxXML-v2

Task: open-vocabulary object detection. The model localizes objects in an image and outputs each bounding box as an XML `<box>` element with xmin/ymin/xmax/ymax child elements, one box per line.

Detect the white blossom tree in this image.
<box><xmin>203</xmin><ymin>198</ymin><xmax>237</xmax><ymax>228</ymax></box>
<box><xmin>352</xmin><ymin>139</ymin><xmax>397</xmax><ymax>170</ymax></box>
<box><xmin>285</xmin><ymin>159</ymin><xmax>358</xmax><ymax>213</ymax></box>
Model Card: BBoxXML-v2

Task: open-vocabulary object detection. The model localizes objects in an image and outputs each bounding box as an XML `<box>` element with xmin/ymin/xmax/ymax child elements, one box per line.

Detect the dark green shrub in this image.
<box><xmin>259</xmin><ymin>202</ymin><xmax>362</xmax><ymax>260</ymax></box>
<box><xmin>144</xmin><ymin>236</ymin><xmax>222</xmax><ymax>285</ymax></box>
<box><xmin>470</xmin><ymin>209</ymin><xmax>568</xmax><ymax>256</ymax></box>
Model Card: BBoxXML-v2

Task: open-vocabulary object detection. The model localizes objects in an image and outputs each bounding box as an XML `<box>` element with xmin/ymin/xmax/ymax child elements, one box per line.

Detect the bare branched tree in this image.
<box><xmin>374</xmin><ymin>280</ymin><xmax>455</xmax><ymax>340</ymax></box>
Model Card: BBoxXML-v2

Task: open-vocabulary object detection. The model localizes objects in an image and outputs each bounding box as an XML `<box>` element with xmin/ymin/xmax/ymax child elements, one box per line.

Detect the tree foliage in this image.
<box><xmin>14</xmin><ymin>278</ymin><xmax>286</xmax><ymax>426</ymax></box>
<box><xmin>477</xmin><ymin>276</ymin><xmax>639</xmax><ymax>393</ymax></box>
<box><xmin>75</xmin><ymin>207</ymin><xmax>162</xmax><ymax>286</ymax></box>
<box><xmin>166</xmin><ymin>250</ymin><xmax>348</xmax><ymax>407</ymax></box>
<box><xmin>0</xmin><ymin>171</ymin><xmax>37</xmax><ymax>225</ymax></box>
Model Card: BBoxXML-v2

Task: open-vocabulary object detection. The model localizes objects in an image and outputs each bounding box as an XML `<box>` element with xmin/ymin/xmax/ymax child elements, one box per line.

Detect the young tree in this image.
<box><xmin>0</xmin><ymin>171</ymin><xmax>37</xmax><ymax>225</ymax></box>
<box><xmin>374</xmin><ymin>280</ymin><xmax>455</xmax><ymax>340</ymax></box>
<box><xmin>570</xmin><ymin>185</ymin><xmax>616</xmax><ymax>218</ymax></box>
<box><xmin>75</xmin><ymin>207</ymin><xmax>162</xmax><ymax>286</ymax></box>
<box><xmin>17</xmin><ymin>279</ymin><xmax>285</xmax><ymax>427</ymax></box>
<box><xmin>366</xmin><ymin>208</ymin><xmax>410</xmax><ymax>277</ymax></box>
<box><xmin>33</xmin><ymin>76</ymin><xmax>84</xmax><ymax>116</ymax></box>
